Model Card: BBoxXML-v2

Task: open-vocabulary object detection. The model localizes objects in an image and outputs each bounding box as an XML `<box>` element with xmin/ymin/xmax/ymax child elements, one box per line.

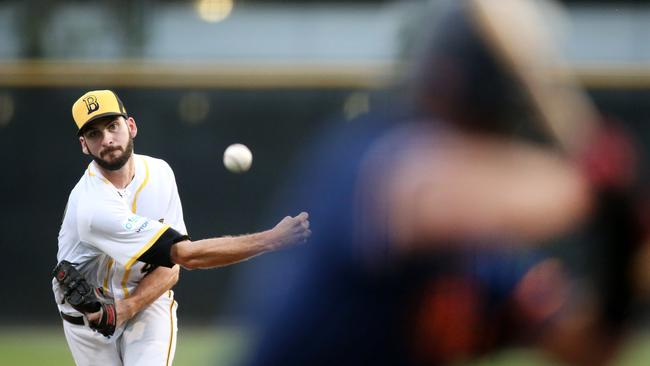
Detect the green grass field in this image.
<box><xmin>0</xmin><ymin>326</ymin><xmax>247</xmax><ymax>366</ymax></box>
<box><xmin>3</xmin><ymin>326</ymin><xmax>650</xmax><ymax>365</ymax></box>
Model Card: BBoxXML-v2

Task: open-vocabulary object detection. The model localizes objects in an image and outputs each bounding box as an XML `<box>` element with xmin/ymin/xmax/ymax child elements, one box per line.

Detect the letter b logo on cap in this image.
<box><xmin>83</xmin><ymin>96</ymin><xmax>100</xmax><ymax>114</ymax></box>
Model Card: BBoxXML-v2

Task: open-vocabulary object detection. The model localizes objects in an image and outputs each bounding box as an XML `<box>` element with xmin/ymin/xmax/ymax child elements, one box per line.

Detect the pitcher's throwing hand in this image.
<box><xmin>272</xmin><ymin>212</ymin><xmax>311</xmax><ymax>249</ymax></box>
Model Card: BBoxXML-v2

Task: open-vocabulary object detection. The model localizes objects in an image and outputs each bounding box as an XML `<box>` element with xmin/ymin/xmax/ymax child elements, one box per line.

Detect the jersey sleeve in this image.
<box><xmin>77</xmin><ymin>191</ymin><xmax>185</xmax><ymax>268</ymax></box>
<box><xmin>164</xmin><ymin>162</ymin><xmax>188</xmax><ymax>236</ymax></box>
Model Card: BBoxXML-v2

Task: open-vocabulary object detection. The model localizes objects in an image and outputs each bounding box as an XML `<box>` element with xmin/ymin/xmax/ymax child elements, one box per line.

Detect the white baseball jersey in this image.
<box><xmin>53</xmin><ymin>153</ymin><xmax>188</xmax><ymax>366</ymax></box>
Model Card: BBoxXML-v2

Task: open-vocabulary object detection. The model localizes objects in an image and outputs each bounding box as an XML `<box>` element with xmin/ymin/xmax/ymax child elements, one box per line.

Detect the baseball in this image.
<box><xmin>223</xmin><ymin>143</ymin><xmax>253</xmax><ymax>173</ymax></box>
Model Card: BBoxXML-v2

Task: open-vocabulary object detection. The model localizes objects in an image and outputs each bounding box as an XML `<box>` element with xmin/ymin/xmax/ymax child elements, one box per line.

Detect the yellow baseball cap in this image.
<box><xmin>72</xmin><ymin>90</ymin><xmax>127</xmax><ymax>133</ymax></box>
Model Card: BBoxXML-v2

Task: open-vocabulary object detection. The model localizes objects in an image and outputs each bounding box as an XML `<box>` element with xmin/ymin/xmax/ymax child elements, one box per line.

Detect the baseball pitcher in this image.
<box><xmin>53</xmin><ymin>90</ymin><xmax>310</xmax><ymax>365</ymax></box>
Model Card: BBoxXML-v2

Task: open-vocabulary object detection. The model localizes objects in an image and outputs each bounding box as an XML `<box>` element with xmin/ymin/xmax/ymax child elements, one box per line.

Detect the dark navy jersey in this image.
<box><xmin>241</xmin><ymin>109</ymin><xmax>540</xmax><ymax>366</ymax></box>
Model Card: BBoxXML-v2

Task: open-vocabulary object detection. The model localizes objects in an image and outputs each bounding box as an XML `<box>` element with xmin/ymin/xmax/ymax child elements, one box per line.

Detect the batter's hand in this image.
<box><xmin>271</xmin><ymin>212</ymin><xmax>311</xmax><ymax>250</ymax></box>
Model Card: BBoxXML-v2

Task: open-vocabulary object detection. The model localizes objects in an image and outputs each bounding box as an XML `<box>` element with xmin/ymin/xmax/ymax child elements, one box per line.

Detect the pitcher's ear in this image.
<box><xmin>79</xmin><ymin>137</ymin><xmax>90</xmax><ymax>155</ymax></box>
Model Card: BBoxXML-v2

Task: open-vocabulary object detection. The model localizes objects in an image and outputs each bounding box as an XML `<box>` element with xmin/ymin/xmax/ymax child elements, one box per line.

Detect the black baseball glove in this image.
<box><xmin>52</xmin><ymin>260</ymin><xmax>116</xmax><ymax>338</ymax></box>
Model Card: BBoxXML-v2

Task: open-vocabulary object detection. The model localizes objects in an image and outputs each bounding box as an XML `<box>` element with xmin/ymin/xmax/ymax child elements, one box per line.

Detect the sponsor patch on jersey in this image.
<box><xmin>122</xmin><ymin>215</ymin><xmax>149</xmax><ymax>233</ymax></box>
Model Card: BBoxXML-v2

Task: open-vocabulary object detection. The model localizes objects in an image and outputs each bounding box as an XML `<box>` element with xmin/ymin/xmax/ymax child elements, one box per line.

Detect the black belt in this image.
<box><xmin>60</xmin><ymin>311</ymin><xmax>85</xmax><ymax>326</ymax></box>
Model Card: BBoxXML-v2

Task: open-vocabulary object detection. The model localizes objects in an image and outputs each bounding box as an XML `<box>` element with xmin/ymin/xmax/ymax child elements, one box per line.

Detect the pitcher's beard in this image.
<box><xmin>91</xmin><ymin>138</ymin><xmax>134</xmax><ymax>171</ymax></box>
